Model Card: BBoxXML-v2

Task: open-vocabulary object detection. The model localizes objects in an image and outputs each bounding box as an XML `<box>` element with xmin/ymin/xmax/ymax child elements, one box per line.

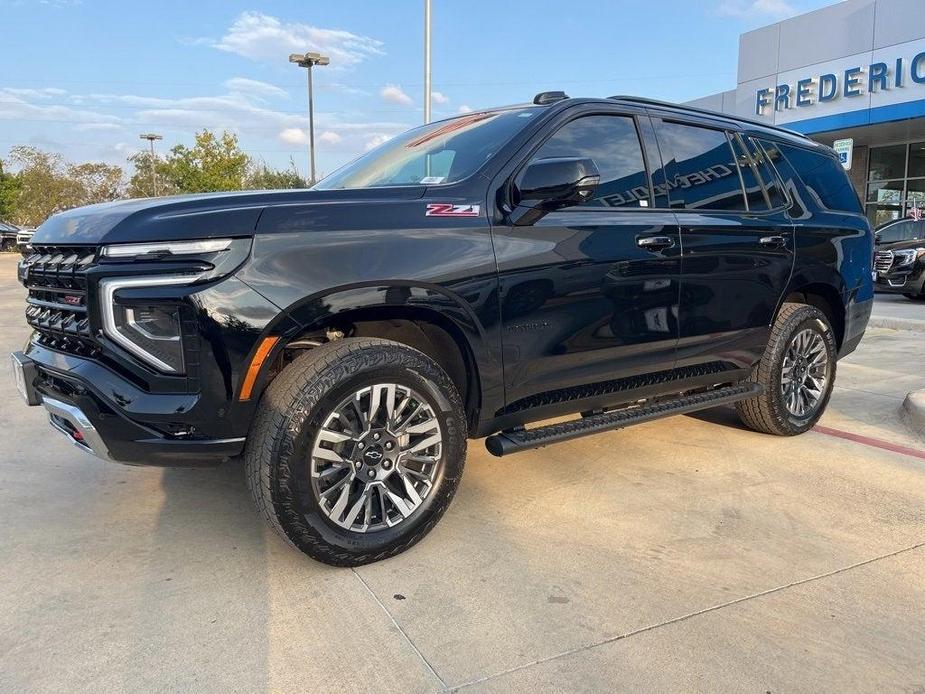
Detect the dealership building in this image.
<box><xmin>687</xmin><ymin>0</ymin><xmax>925</xmax><ymax>228</ymax></box>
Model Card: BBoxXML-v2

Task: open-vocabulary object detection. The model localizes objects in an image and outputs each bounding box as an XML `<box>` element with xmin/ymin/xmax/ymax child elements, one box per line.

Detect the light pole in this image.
<box><xmin>289</xmin><ymin>51</ymin><xmax>330</xmax><ymax>184</ymax></box>
<box><xmin>139</xmin><ymin>133</ymin><xmax>162</xmax><ymax>196</ymax></box>
<box><xmin>424</xmin><ymin>0</ymin><xmax>432</xmax><ymax>124</ymax></box>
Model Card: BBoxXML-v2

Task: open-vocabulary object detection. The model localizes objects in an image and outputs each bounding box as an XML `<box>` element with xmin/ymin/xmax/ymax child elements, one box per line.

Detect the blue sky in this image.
<box><xmin>0</xmin><ymin>0</ymin><xmax>837</xmax><ymax>179</ymax></box>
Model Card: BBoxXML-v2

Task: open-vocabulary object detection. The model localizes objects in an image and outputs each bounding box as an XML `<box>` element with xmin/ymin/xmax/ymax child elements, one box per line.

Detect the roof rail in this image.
<box><xmin>607</xmin><ymin>94</ymin><xmax>802</xmax><ymax>137</ymax></box>
<box><xmin>534</xmin><ymin>91</ymin><xmax>569</xmax><ymax>105</ymax></box>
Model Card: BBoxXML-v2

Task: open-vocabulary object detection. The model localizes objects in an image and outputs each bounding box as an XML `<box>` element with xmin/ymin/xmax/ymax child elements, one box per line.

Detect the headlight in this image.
<box><xmin>101</xmin><ymin>238</ymin><xmax>233</xmax><ymax>259</ymax></box>
<box><xmin>99</xmin><ymin>275</ymin><xmax>198</xmax><ymax>373</ymax></box>
<box><xmin>893</xmin><ymin>248</ymin><xmax>924</xmax><ymax>266</ymax></box>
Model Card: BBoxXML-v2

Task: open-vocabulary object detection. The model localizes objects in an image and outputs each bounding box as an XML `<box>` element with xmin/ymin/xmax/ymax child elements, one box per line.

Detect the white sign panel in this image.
<box><xmin>833</xmin><ymin>138</ymin><xmax>854</xmax><ymax>170</ymax></box>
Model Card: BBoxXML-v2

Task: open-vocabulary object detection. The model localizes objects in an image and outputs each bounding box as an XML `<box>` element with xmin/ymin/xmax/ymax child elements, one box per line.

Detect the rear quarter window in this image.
<box><xmin>776</xmin><ymin>143</ymin><xmax>862</xmax><ymax>214</ymax></box>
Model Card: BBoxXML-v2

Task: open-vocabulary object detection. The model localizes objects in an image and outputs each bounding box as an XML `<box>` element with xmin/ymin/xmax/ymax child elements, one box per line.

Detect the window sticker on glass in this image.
<box><xmin>420</xmin><ymin>176</ymin><xmax>446</xmax><ymax>184</ymax></box>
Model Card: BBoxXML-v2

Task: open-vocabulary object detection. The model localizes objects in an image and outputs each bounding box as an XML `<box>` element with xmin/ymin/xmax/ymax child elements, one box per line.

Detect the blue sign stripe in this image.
<box><xmin>785</xmin><ymin>98</ymin><xmax>925</xmax><ymax>134</ymax></box>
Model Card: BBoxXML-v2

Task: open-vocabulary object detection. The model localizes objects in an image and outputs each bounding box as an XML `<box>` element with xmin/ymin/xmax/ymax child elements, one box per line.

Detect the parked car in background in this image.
<box><xmin>15</xmin><ymin>227</ymin><xmax>35</xmax><ymax>255</ymax></box>
<box><xmin>0</xmin><ymin>221</ymin><xmax>19</xmax><ymax>252</ymax></box>
<box><xmin>874</xmin><ymin>218</ymin><xmax>925</xmax><ymax>300</ymax></box>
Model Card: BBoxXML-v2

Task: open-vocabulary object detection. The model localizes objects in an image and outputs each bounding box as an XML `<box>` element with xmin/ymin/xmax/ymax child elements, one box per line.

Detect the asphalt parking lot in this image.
<box><xmin>1</xmin><ymin>252</ymin><xmax>923</xmax><ymax>693</ymax></box>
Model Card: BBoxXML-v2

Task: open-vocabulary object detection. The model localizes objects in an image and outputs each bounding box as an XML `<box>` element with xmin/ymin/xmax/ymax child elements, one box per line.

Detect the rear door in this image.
<box><xmin>651</xmin><ymin>116</ymin><xmax>795</xmax><ymax>371</ymax></box>
<box><xmin>492</xmin><ymin>107</ymin><xmax>682</xmax><ymax>410</ymax></box>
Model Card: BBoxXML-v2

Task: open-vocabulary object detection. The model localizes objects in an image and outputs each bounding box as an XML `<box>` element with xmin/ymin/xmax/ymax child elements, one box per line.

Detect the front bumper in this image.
<box><xmin>11</xmin><ymin>346</ymin><xmax>246</xmax><ymax>466</ymax></box>
<box><xmin>874</xmin><ymin>267</ymin><xmax>925</xmax><ymax>296</ymax></box>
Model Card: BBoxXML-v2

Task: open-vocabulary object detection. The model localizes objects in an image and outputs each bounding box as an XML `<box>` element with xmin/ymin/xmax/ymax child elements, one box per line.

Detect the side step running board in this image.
<box><xmin>484</xmin><ymin>383</ymin><xmax>763</xmax><ymax>457</ymax></box>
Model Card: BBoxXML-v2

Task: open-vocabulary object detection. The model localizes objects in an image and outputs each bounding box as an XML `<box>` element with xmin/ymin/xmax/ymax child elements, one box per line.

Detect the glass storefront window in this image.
<box><xmin>908</xmin><ymin>142</ymin><xmax>925</xmax><ymax>178</ymax></box>
<box><xmin>865</xmin><ymin>141</ymin><xmax>925</xmax><ymax>227</ymax></box>
<box><xmin>866</xmin><ymin>179</ymin><xmax>904</xmax><ymax>203</ymax></box>
<box><xmin>906</xmin><ymin>178</ymin><xmax>925</xmax><ymax>205</ymax></box>
<box><xmin>866</xmin><ymin>204</ymin><xmax>901</xmax><ymax>228</ymax></box>
<box><xmin>868</xmin><ymin>144</ymin><xmax>907</xmax><ymax>181</ymax></box>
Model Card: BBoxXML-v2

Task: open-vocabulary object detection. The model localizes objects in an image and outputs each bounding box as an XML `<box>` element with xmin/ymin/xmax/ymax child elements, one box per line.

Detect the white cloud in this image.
<box><xmin>319</xmin><ymin>130</ymin><xmax>342</xmax><ymax>145</ymax></box>
<box><xmin>431</xmin><ymin>91</ymin><xmax>449</xmax><ymax>105</ymax></box>
<box><xmin>224</xmin><ymin>77</ymin><xmax>288</xmax><ymax>100</ymax></box>
<box><xmin>717</xmin><ymin>0</ymin><xmax>796</xmax><ymax>19</ymax></box>
<box><xmin>457</xmin><ymin>104</ymin><xmax>473</xmax><ymax>114</ymax></box>
<box><xmin>364</xmin><ymin>133</ymin><xmax>392</xmax><ymax>151</ymax></box>
<box><xmin>208</xmin><ymin>11</ymin><xmax>384</xmax><ymax>68</ymax></box>
<box><xmin>380</xmin><ymin>84</ymin><xmax>413</xmax><ymax>107</ymax></box>
<box><xmin>279</xmin><ymin>128</ymin><xmax>309</xmax><ymax>145</ymax></box>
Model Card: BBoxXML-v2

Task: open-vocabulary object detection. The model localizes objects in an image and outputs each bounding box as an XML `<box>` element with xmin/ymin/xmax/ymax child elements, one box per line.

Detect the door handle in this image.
<box><xmin>636</xmin><ymin>236</ymin><xmax>675</xmax><ymax>251</ymax></box>
<box><xmin>760</xmin><ymin>235</ymin><xmax>787</xmax><ymax>248</ymax></box>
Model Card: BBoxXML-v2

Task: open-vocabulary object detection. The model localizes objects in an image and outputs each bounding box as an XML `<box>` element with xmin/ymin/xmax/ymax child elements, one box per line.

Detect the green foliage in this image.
<box><xmin>160</xmin><ymin>130</ymin><xmax>249</xmax><ymax>193</ymax></box>
<box><xmin>3</xmin><ymin>129</ymin><xmax>309</xmax><ymax>225</ymax></box>
<box><xmin>245</xmin><ymin>158</ymin><xmax>308</xmax><ymax>190</ymax></box>
<box><xmin>6</xmin><ymin>147</ymin><xmax>124</xmax><ymax>227</ymax></box>
<box><xmin>0</xmin><ymin>159</ymin><xmax>20</xmax><ymax>222</ymax></box>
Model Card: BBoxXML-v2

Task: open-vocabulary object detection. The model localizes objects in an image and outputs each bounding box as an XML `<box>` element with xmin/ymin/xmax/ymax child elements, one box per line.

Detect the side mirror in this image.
<box><xmin>515</xmin><ymin>157</ymin><xmax>601</xmax><ymax>211</ymax></box>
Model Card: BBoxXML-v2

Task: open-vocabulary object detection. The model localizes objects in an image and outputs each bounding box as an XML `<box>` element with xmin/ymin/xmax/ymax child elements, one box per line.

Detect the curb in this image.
<box><xmin>868</xmin><ymin>316</ymin><xmax>925</xmax><ymax>333</ymax></box>
<box><xmin>900</xmin><ymin>390</ymin><xmax>925</xmax><ymax>436</ymax></box>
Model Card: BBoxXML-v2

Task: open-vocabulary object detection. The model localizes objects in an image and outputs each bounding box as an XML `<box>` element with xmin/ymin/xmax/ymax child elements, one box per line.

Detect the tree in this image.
<box><xmin>5</xmin><ymin>147</ymin><xmax>124</xmax><ymax>226</ymax></box>
<box><xmin>8</xmin><ymin>147</ymin><xmax>85</xmax><ymax>227</ymax></box>
<box><xmin>160</xmin><ymin>130</ymin><xmax>249</xmax><ymax>193</ymax></box>
<box><xmin>245</xmin><ymin>158</ymin><xmax>307</xmax><ymax>190</ymax></box>
<box><xmin>68</xmin><ymin>162</ymin><xmax>124</xmax><ymax>207</ymax></box>
<box><xmin>0</xmin><ymin>159</ymin><xmax>20</xmax><ymax>222</ymax></box>
<box><xmin>126</xmin><ymin>151</ymin><xmax>176</xmax><ymax>198</ymax></box>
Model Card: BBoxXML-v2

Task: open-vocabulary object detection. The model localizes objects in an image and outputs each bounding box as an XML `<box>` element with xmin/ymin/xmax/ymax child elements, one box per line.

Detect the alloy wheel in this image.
<box><xmin>780</xmin><ymin>327</ymin><xmax>829</xmax><ymax>418</ymax></box>
<box><xmin>310</xmin><ymin>383</ymin><xmax>443</xmax><ymax>533</ymax></box>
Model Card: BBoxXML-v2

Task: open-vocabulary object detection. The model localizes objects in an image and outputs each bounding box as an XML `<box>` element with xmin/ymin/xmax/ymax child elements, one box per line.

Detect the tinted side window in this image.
<box><xmin>729</xmin><ymin>134</ymin><xmax>769</xmax><ymax>211</ymax></box>
<box><xmin>878</xmin><ymin>220</ymin><xmax>925</xmax><ymax>243</ymax></box>
<box><xmin>530</xmin><ymin>115</ymin><xmax>650</xmax><ymax>208</ymax></box>
<box><xmin>657</xmin><ymin>121</ymin><xmax>745</xmax><ymax>211</ymax></box>
<box><xmin>777</xmin><ymin>144</ymin><xmax>863</xmax><ymax>214</ymax></box>
<box><xmin>744</xmin><ymin>137</ymin><xmax>787</xmax><ymax>209</ymax></box>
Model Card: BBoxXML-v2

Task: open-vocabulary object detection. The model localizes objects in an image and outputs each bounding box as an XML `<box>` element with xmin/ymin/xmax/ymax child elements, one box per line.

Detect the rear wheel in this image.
<box><xmin>736</xmin><ymin>303</ymin><xmax>837</xmax><ymax>436</ymax></box>
<box><xmin>245</xmin><ymin>337</ymin><xmax>467</xmax><ymax>566</ymax></box>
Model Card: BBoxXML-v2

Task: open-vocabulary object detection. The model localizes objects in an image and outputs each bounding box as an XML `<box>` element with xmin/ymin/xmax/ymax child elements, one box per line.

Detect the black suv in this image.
<box><xmin>873</xmin><ymin>218</ymin><xmax>925</xmax><ymax>300</ymax></box>
<box><xmin>11</xmin><ymin>94</ymin><xmax>873</xmax><ymax>565</ymax></box>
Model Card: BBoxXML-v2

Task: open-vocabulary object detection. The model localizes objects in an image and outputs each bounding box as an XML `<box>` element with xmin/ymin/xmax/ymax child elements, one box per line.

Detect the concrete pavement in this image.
<box><xmin>868</xmin><ymin>292</ymin><xmax>925</xmax><ymax>332</ymax></box>
<box><xmin>1</xmin><ymin>253</ymin><xmax>924</xmax><ymax>693</ymax></box>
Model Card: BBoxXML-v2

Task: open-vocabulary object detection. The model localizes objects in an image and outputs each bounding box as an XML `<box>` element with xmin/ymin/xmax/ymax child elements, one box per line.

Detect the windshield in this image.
<box><xmin>877</xmin><ymin>219</ymin><xmax>925</xmax><ymax>243</ymax></box>
<box><xmin>314</xmin><ymin>107</ymin><xmax>541</xmax><ymax>190</ymax></box>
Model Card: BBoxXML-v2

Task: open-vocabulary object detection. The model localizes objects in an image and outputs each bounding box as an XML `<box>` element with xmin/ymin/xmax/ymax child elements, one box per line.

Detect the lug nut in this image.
<box><xmin>383</xmin><ymin>460</ymin><xmax>392</xmax><ymax>470</ymax></box>
<box><xmin>357</xmin><ymin>442</ymin><xmax>365</xmax><ymax>450</ymax></box>
<box><xmin>367</xmin><ymin>469</ymin><xmax>376</xmax><ymax>479</ymax></box>
<box><xmin>373</xmin><ymin>432</ymin><xmax>381</xmax><ymax>441</ymax></box>
<box><xmin>384</xmin><ymin>441</ymin><xmax>394</xmax><ymax>450</ymax></box>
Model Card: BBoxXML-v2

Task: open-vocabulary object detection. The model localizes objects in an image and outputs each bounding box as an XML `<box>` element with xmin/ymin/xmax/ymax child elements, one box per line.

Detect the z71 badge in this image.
<box><xmin>425</xmin><ymin>203</ymin><xmax>481</xmax><ymax>217</ymax></box>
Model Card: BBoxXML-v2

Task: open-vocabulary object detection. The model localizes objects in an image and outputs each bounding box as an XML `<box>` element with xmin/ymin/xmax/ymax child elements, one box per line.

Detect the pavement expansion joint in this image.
<box><xmin>352</xmin><ymin>568</ymin><xmax>448</xmax><ymax>689</ymax></box>
<box><xmin>448</xmin><ymin>541</ymin><xmax>925</xmax><ymax>691</ymax></box>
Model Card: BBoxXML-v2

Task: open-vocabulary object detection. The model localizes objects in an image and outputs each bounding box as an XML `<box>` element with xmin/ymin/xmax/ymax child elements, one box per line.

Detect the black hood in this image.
<box><xmin>32</xmin><ymin>187</ymin><xmax>426</xmax><ymax>245</ymax></box>
<box><xmin>878</xmin><ymin>238</ymin><xmax>925</xmax><ymax>252</ymax></box>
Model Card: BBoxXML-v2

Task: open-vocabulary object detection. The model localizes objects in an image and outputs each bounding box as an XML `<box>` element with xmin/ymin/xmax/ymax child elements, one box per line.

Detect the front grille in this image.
<box><xmin>21</xmin><ymin>245</ymin><xmax>100</xmax><ymax>357</ymax></box>
<box><xmin>875</xmin><ymin>250</ymin><xmax>894</xmax><ymax>274</ymax></box>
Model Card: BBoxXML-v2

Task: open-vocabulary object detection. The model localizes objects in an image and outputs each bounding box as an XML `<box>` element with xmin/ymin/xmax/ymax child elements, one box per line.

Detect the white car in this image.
<box><xmin>15</xmin><ymin>227</ymin><xmax>35</xmax><ymax>255</ymax></box>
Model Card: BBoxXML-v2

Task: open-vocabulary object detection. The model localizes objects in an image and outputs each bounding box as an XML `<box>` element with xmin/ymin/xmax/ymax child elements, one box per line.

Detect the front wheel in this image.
<box><xmin>245</xmin><ymin>337</ymin><xmax>467</xmax><ymax>566</ymax></box>
<box><xmin>736</xmin><ymin>303</ymin><xmax>837</xmax><ymax>436</ymax></box>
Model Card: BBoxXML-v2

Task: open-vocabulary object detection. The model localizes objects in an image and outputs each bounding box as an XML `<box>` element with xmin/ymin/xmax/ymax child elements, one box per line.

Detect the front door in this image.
<box><xmin>492</xmin><ymin>110</ymin><xmax>682</xmax><ymax>411</ymax></box>
<box><xmin>651</xmin><ymin>118</ymin><xmax>795</xmax><ymax>371</ymax></box>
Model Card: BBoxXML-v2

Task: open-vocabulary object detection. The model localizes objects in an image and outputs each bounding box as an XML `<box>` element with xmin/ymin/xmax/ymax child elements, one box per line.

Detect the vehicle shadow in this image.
<box><xmin>125</xmin><ymin>459</ymin><xmax>273</xmax><ymax>691</ymax></box>
<box><xmin>684</xmin><ymin>404</ymin><xmax>750</xmax><ymax>430</ymax></box>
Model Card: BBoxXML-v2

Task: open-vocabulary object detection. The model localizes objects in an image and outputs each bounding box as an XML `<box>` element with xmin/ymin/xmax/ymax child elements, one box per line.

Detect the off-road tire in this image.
<box><xmin>245</xmin><ymin>337</ymin><xmax>467</xmax><ymax>566</ymax></box>
<box><xmin>735</xmin><ymin>303</ymin><xmax>837</xmax><ymax>436</ymax></box>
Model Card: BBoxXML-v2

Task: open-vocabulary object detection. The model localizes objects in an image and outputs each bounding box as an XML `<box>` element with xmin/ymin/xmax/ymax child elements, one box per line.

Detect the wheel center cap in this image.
<box><xmin>362</xmin><ymin>444</ymin><xmax>385</xmax><ymax>467</ymax></box>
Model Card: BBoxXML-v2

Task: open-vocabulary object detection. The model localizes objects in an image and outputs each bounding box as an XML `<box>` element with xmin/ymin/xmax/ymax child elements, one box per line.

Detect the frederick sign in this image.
<box><xmin>755</xmin><ymin>53</ymin><xmax>925</xmax><ymax>115</ymax></box>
